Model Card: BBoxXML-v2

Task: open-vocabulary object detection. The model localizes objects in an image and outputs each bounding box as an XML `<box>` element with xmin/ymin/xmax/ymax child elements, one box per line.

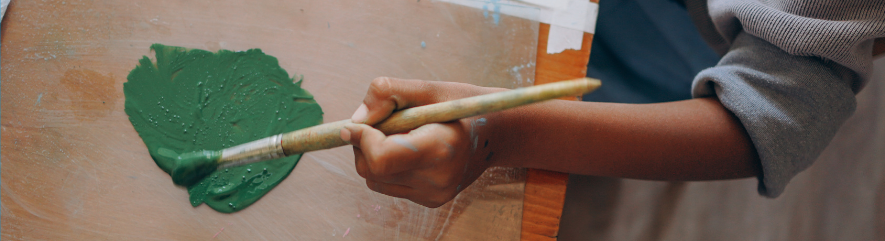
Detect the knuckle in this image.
<box><xmin>369</xmin><ymin>77</ymin><xmax>393</xmax><ymax>97</ymax></box>
<box><xmin>440</xmin><ymin>174</ymin><xmax>460</xmax><ymax>188</ymax></box>
<box><xmin>425</xmin><ymin>202</ymin><xmax>445</xmax><ymax>208</ymax></box>
<box><xmin>353</xmin><ymin>150</ymin><xmax>369</xmax><ymax>178</ymax></box>
<box><xmin>369</xmin><ymin>77</ymin><xmax>402</xmax><ymax>111</ymax></box>
<box><xmin>417</xmin><ymin>198</ymin><xmax>445</xmax><ymax>208</ymax></box>
<box><xmin>366</xmin><ymin>180</ymin><xmax>381</xmax><ymax>192</ymax></box>
<box><xmin>355</xmin><ymin>163</ymin><xmax>368</xmax><ymax>179</ymax></box>
<box><xmin>429</xmin><ymin>195</ymin><xmax>452</xmax><ymax>208</ymax></box>
<box><xmin>432</xmin><ymin>141</ymin><xmax>456</xmax><ymax>161</ymax></box>
<box><xmin>429</xmin><ymin>175</ymin><xmax>458</xmax><ymax>191</ymax></box>
<box><xmin>366</xmin><ymin>152</ymin><xmax>393</xmax><ymax>176</ymax></box>
<box><xmin>367</xmin><ymin>162</ymin><xmax>387</xmax><ymax>176</ymax></box>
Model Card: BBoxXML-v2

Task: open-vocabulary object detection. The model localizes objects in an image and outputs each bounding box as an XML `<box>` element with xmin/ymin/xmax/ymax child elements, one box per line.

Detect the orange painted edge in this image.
<box><xmin>521</xmin><ymin>22</ymin><xmax>594</xmax><ymax>241</ymax></box>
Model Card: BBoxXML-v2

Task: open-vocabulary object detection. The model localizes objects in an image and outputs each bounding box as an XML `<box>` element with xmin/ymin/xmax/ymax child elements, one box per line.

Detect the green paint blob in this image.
<box><xmin>124</xmin><ymin>44</ymin><xmax>323</xmax><ymax>213</ymax></box>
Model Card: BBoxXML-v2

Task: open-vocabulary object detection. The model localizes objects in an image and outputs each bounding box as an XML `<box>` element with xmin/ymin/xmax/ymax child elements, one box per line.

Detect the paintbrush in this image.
<box><xmin>160</xmin><ymin>78</ymin><xmax>601</xmax><ymax>186</ymax></box>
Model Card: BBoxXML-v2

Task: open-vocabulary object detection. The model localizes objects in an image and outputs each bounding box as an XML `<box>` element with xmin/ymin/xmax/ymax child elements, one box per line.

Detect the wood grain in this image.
<box><xmin>521</xmin><ymin>22</ymin><xmax>596</xmax><ymax>240</ymax></box>
<box><xmin>522</xmin><ymin>169</ymin><xmax>572</xmax><ymax>241</ymax></box>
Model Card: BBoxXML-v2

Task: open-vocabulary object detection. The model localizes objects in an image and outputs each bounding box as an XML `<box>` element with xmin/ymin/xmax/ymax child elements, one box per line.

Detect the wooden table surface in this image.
<box><xmin>1</xmin><ymin>0</ymin><xmax>595</xmax><ymax>240</ymax></box>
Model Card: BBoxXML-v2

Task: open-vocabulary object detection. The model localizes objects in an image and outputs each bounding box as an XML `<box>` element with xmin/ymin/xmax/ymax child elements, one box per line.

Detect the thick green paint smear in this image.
<box><xmin>124</xmin><ymin>44</ymin><xmax>323</xmax><ymax>213</ymax></box>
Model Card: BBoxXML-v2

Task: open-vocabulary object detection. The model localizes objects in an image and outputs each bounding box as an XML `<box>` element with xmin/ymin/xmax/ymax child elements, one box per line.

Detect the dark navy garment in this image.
<box><xmin>582</xmin><ymin>0</ymin><xmax>720</xmax><ymax>103</ymax></box>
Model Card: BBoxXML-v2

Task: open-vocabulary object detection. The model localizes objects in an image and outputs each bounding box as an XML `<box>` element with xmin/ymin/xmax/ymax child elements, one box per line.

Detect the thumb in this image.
<box><xmin>340</xmin><ymin>123</ymin><xmax>385</xmax><ymax>150</ymax></box>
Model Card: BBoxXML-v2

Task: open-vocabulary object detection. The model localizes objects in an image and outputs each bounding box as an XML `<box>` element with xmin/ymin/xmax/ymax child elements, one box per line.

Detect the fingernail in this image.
<box><xmin>351</xmin><ymin>103</ymin><xmax>368</xmax><ymax>124</ymax></box>
<box><xmin>340</xmin><ymin>128</ymin><xmax>352</xmax><ymax>143</ymax></box>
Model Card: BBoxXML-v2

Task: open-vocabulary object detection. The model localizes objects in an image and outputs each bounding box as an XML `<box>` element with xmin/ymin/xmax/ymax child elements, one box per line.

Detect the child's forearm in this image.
<box><xmin>483</xmin><ymin>97</ymin><xmax>761</xmax><ymax>181</ymax></box>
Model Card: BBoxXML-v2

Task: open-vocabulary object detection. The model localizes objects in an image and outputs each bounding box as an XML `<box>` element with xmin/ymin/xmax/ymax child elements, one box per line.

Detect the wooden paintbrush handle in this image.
<box><xmin>281</xmin><ymin>119</ymin><xmax>352</xmax><ymax>156</ymax></box>
<box><xmin>280</xmin><ymin>77</ymin><xmax>600</xmax><ymax>156</ymax></box>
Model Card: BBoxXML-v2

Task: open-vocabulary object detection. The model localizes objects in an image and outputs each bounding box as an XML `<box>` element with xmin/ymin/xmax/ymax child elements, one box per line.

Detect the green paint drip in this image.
<box><xmin>124</xmin><ymin>44</ymin><xmax>323</xmax><ymax>213</ymax></box>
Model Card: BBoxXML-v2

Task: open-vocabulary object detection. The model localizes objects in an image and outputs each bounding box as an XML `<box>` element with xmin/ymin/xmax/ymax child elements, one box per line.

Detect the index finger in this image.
<box><xmin>353</xmin><ymin>77</ymin><xmax>439</xmax><ymax>125</ymax></box>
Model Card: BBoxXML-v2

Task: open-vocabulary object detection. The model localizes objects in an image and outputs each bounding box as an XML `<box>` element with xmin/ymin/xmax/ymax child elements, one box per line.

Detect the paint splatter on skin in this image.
<box><xmin>458</xmin><ymin>117</ymin><xmax>488</xmax><ymax>191</ymax></box>
<box><xmin>469</xmin><ymin>118</ymin><xmax>487</xmax><ymax>151</ymax></box>
<box><xmin>392</xmin><ymin>136</ymin><xmax>419</xmax><ymax>152</ymax></box>
<box><xmin>343</xmin><ymin>228</ymin><xmax>351</xmax><ymax>237</ymax></box>
<box><xmin>421</xmin><ymin>41</ymin><xmax>426</xmax><ymax>49</ymax></box>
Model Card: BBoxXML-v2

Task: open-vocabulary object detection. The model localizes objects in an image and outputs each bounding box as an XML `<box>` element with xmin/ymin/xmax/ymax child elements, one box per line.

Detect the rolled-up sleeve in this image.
<box><xmin>692</xmin><ymin>32</ymin><xmax>858</xmax><ymax>197</ymax></box>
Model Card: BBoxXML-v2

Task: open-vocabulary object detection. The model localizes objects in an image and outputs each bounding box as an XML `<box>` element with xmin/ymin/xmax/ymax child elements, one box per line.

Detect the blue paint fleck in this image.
<box><xmin>507</xmin><ymin>62</ymin><xmax>536</xmax><ymax>85</ymax></box>
<box><xmin>481</xmin><ymin>0</ymin><xmax>502</xmax><ymax>25</ymax></box>
<box><xmin>492</xmin><ymin>2</ymin><xmax>501</xmax><ymax>25</ymax></box>
<box><xmin>392</xmin><ymin>137</ymin><xmax>419</xmax><ymax>152</ymax></box>
<box><xmin>35</xmin><ymin>93</ymin><xmax>43</xmax><ymax>106</ymax></box>
<box><xmin>421</xmin><ymin>41</ymin><xmax>426</xmax><ymax>49</ymax></box>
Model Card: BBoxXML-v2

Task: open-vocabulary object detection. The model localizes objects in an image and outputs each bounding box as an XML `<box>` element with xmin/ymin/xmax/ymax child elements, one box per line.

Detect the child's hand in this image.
<box><xmin>341</xmin><ymin>77</ymin><xmax>498</xmax><ymax>208</ymax></box>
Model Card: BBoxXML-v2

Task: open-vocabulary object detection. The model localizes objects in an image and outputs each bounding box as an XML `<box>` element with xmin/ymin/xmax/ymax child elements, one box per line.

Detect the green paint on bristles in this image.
<box><xmin>158</xmin><ymin>148</ymin><xmax>222</xmax><ymax>186</ymax></box>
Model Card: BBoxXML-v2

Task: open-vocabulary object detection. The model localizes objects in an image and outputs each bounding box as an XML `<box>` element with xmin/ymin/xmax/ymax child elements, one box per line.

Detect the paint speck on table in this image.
<box><xmin>212</xmin><ymin>223</ymin><xmax>233</xmax><ymax>239</ymax></box>
<box><xmin>481</xmin><ymin>0</ymin><xmax>502</xmax><ymax>25</ymax></box>
<box><xmin>34</xmin><ymin>93</ymin><xmax>43</xmax><ymax>106</ymax></box>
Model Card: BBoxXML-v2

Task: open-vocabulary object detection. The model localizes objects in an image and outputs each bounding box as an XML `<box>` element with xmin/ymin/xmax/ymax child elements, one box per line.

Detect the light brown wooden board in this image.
<box><xmin>1</xmin><ymin>0</ymin><xmax>542</xmax><ymax>240</ymax></box>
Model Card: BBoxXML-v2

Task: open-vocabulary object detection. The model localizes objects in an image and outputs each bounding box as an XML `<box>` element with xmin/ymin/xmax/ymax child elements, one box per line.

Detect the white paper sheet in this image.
<box><xmin>546</xmin><ymin>24</ymin><xmax>584</xmax><ymax>54</ymax></box>
<box><xmin>1</xmin><ymin>0</ymin><xmax>10</xmax><ymax>23</ymax></box>
<box><xmin>436</xmin><ymin>0</ymin><xmax>599</xmax><ymax>54</ymax></box>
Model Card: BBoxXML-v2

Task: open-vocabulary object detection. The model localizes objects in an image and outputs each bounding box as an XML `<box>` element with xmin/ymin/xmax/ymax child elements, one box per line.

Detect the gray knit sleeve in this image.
<box><xmin>687</xmin><ymin>0</ymin><xmax>884</xmax><ymax>84</ymax></box>
<box><xmin>692</xmin><ymin>32</ymin><xmax>857</xmax><ymax>197</ymax></box>
<box><xmin>685</xmin><ymin>0</ymin><xmax>883</xmax><ymax>197</ymax></box>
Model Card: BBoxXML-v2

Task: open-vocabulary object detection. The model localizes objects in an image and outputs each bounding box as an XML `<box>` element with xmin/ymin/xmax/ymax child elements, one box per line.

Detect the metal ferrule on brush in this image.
<box><xmin>218</xmin><ymin>134</ymin><xmax>285</xmax><ymax>169</ymax></box>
